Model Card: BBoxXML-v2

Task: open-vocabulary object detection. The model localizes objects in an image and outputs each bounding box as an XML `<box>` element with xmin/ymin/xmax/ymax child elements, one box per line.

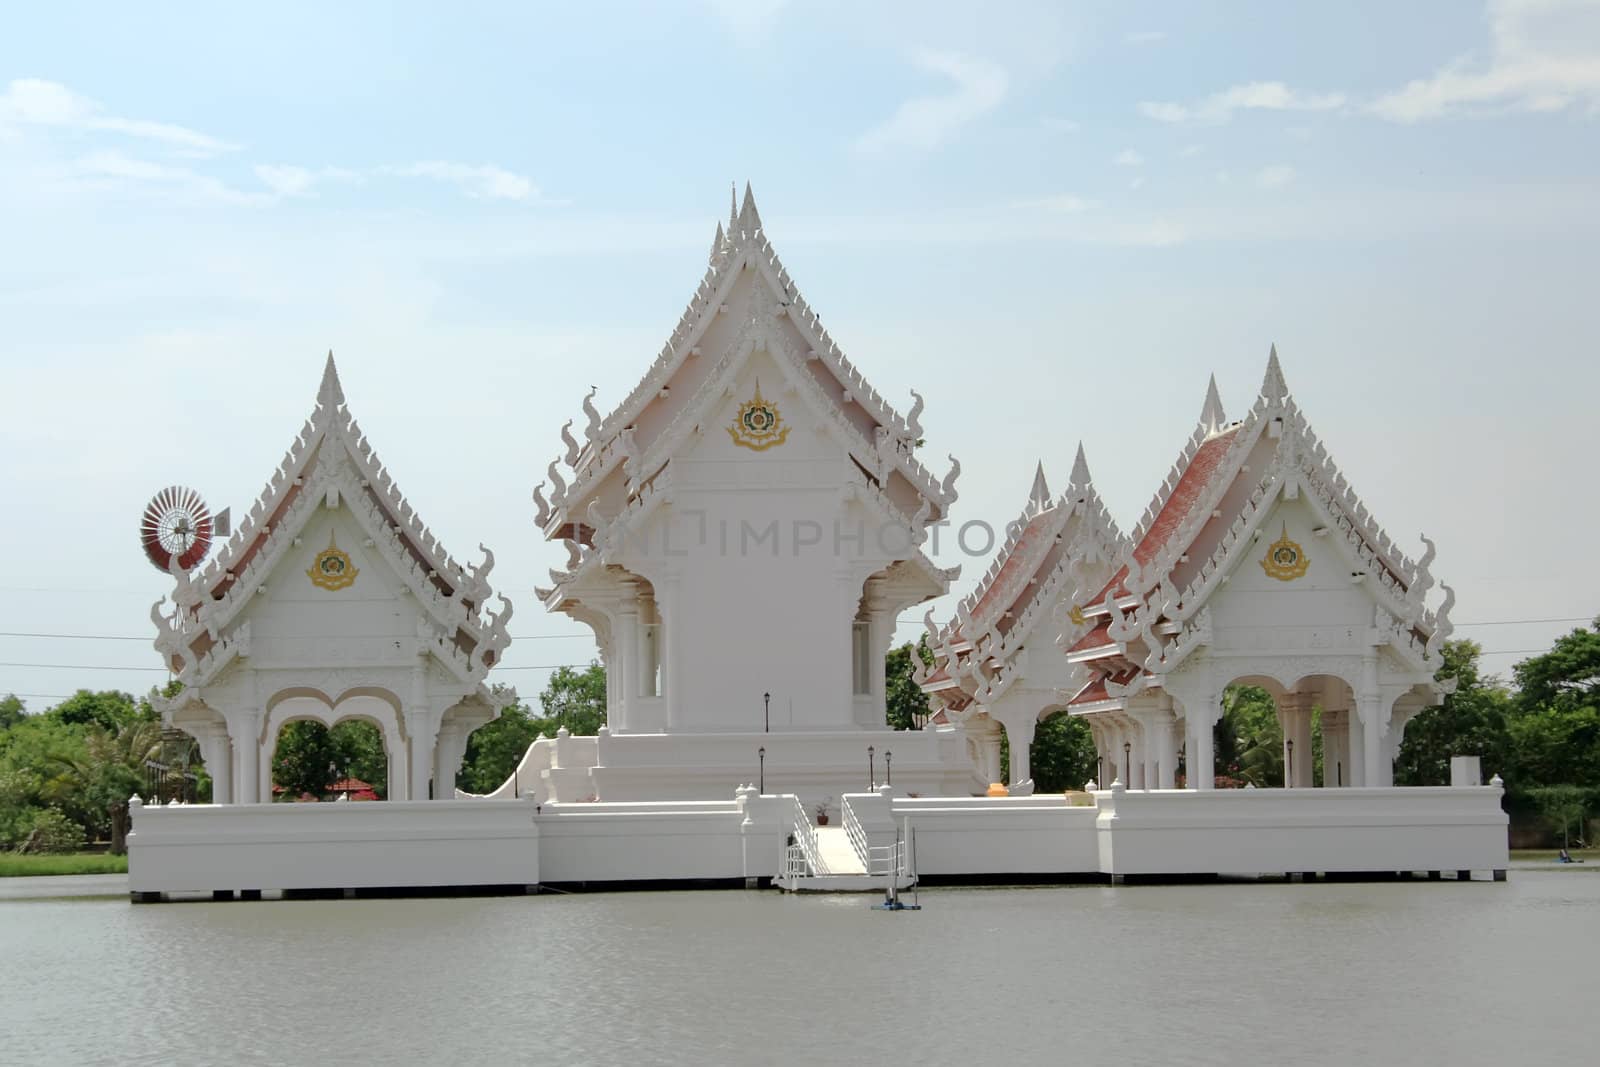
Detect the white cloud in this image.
<box><xmin>1113</xmin><ymin>149</ymin><xmax>1144</xmax><ymax>166</ymax></box>
<box><xmin>383</xmin><ymin>161</ymin><xmax>539</xmax><ymax>201</ymax></box>
<box><xmin>1255</xmin><ymin>164</ymin><xmax>1296</xmax><ymax>189</ymax></box>
<box><xmin>71</xmin><ymin>150</ymin><xmax>266</xmax><ymax>204</ymax></box>
<box><xmin>253</xmin><ymin>164</ymin><xmax>362</xmax><ymax>197</ymax></box>
<box><xmin>1372</xmin><ymin>0</ymin><xmax>1600</xmax><ymax>121</ymax></box>
<box><xmin>1041</xmin><ymin>116</ymin><xmax>1080</xmax><ymax>133</ymax></box>
<box><xmin>1139</xmin><ymin>81</ymin><xmax>1346</xmax><ymax>124</ymax></box>
<box><xmin>1129</xmin><ymin>175</ymin><xmax>1147</xmax><ymax>190</ymax></box>
<box><xmin>1125</xmin><ymin>30</ymin><xmax>1166</xmax><ymax>45</ymax></box>
<box><xmin>0</xmin><ymin>78</ymin><xmax>236</xmax><ymax>156</ymax></box>
<box><xmin>856</xmin><ymin>50</ymin><xmax>1009</xmax><ymax>153</ymax></box>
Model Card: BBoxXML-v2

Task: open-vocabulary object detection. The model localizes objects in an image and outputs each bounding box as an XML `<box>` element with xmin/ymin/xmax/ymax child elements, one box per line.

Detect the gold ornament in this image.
<box><xmin>1260</xmin><ymin>522</ymin><xmax>1309</xmax><ymax>582</ymax></box>
<box><xmin>1068</xmin><ymin>604</ymin><xmax>1088</xmax><ymax>627</ymax></box>
<box><xmin>307</xmin><ymin>530</ymin><xmax>360</xmax><ymax>591</ymax></box>
<box><xmin>727</xmin><ymin>381</ymin><xmax>789</xmax><ymax>452</ymax></box>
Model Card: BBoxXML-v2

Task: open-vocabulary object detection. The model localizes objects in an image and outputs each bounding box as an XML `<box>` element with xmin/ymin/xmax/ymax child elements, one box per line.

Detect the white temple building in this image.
<box><xmin>151</xmin><ymin>356</ymin><xmax>516</xmax><ymax>804</ymax></box>
<box><xmin>923</xmin><ymin>352</ymin><xmax>1455</xmax><ymax>795</ymax></box>
<box><xmin>916</xmin><ymin>449</ymin><xmax>1124</xmax><ymax>790</ymax></box>
<box><xmin>127</xmin><ymin>193</ymin><xmax>1506</xmax><ymax>902</ymax></box>
<box><xmin>504</xmin><ymin>186</ymin><xmax>972</xmax><ymax>806</ymax></box>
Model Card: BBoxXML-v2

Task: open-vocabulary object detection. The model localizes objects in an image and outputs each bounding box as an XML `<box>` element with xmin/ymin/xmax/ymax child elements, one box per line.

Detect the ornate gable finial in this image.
<box><xmin>739</xmin><ymin>182</ymin><xmax>761</xmax><ymax>233</ymax></box>
<box><xmin>318</xmin><ymin>350</ymin><xmax>345</xmax><ymax>410</ymax></box>
<box><xmin>1068</xmin><ymin>442</ymin><xmax>1093</xmax><ymax>496</ymax></box>
<box><xmin>1261</xmin><ymin>344</ymin><xmax>1288</xmax><ymax>406</ymax></box>
<box><xmin>729</xmin><ymin>181</ymin><xmax>738</xmax><ymax>231</ymax></box>
<box><xmin>582</xmin><ymin>386</ymin><xmax>602</xmax><ymax>441</ymax></box>
<box><xmin>711</xmin><ymin>221</ymin><xmax>725</xmax><ymax>264</ymax></box>
<box><xmin>1028</xmin><ymin>461</ymin><xmax>1050</xmax><ymax>512</ymax></box>
<box><xmin>1200</xmin><ymin>373</ymin><xmax>1227</xmax><ymax>431</ymax></box>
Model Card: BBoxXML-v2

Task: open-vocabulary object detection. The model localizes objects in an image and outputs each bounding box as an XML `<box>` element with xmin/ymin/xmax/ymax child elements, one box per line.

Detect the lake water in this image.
<box><xmin>2</xmin><ymin>872</ymin><xmax>1595</xmax><ymax>1066</ymax></box>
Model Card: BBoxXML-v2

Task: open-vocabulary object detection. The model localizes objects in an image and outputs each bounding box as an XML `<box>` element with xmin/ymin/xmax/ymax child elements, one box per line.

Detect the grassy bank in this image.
<box><xmin>0</xmin><ymin>852</ymin><xmax>128</xmax><ymax>877</ymax></box>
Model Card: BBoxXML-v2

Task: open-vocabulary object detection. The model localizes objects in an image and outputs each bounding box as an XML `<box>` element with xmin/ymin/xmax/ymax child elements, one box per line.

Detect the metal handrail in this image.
<box><xmin>842</xmin><ymin>800</ymin><xmax>869</xmax><ymax>871</ymax></box>
<box><xmin>786</xmin><ymin>795</ymin><xmax>822</xmax><ymax>875</ymax></box>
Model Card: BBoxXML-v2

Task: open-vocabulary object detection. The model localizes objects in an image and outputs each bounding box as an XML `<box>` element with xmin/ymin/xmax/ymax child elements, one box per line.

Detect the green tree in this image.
<box><xmin>1218</xmin><ymin>685</ymin><xmax>1281</xmax><ymax>786</ymax></box>
<box><xmin>0</xmin><ymin>694</ymin><xmax>24</xmax><ymax>730</ymax></box>
<box><xmin>1029</xmin><ymin>713</ymin><xmax>1097</xmax><ymax>793</ymax></box>
<box><xmin>1504</xmin><ymin>621</ymin><xmax>1600</xmax><ymax>792</ymax></box>
<box><xmin>457</xmin><ymin>702</ymin><xmax>543</xmax><ymax>794</ymax></box>
<box><xmin>885</xmin><ymin>639</ymin><xmax>934</xmax><ymax>730</ymax></box>
<box><xmin>1527</xmin><ymin>785</ymin><xmax>1590</xmax><ymax>850</ymax></box>
<box><xmin>1513</xmin><ymin>620</ymin><xmax>1600</xmax><ymax>712</ymax></box>
<box><xmin>46</xmin><ymin>689</ymin><xmax>151</xmax><ymax>732</ymax></box>
<box><xmin>270</xmin><ymin>721</ymin><xmax>340</xmax><ymax>800</ymax></box>
<box><xmin>46</xmin><ymin>719</ymin><xmax>162</xmax><ymax>853</ymax></box>
<box><xmin>537</xmin><ymin>663</ymin><xmax>607</xmax><ymax>735</ymax></box>
<box><xmin>1395</xmin><ymin>640</ymin><xmax>1514</xmax><ymax>786</ymax></box>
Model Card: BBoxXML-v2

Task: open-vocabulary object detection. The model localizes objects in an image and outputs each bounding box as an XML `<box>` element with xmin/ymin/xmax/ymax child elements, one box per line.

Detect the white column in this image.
<box><xmin>1359</xmin><ymin>655</ymin><xmax>1385</xmax><ymax>788</ymax></box>
<box><xmin>1003</xmin><ymin>713</ymin><xmax>1036</xmax><ymax>786</ymax></box>
<box><xmin>407</xmin><ymin>707</ymin><xmax>439</xmax><ymax>800</ymax></box>
<box><xmin>1192</xmin><ymin>695</ymin><xmax>1216</xmax><ymax>790</ymax></box>
<box><xmin>1347</xmin><ymin>707</ymin><xmax>1366</xmax><ymax>787</ymax></box>
<box><xmin>616</xmin><ymin>598</ymin><xmax>639</xmax><ymax>733</ymax></box>
<box><xmin>1322</xmin><ymin>709</ymin><xmax>1348</xmax><ymax>787</ymax></box>
<box><xmin>662</xmin><ymin>577</ymin><xmax>682</xmax><ymax>730</ymax></box>
<box><xmin>232</xmin><ymin>707</ymin><xmax>262</xmax><ymax>803</ymax></box>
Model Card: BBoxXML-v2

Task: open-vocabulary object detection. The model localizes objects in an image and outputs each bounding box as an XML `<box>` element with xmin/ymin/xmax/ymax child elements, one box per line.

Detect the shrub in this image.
<box><xmin>15</xmin><ymin>807</ymin><xmax>86</xmax><ymax>854</ymax></box>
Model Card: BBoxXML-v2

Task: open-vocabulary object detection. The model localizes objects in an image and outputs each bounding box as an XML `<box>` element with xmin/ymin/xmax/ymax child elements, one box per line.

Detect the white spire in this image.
<box><xmin>1199</xmin><ymin>373</ymin><xmax>1226</xmax><ymax>430</ymax></box>
<box><xmin>710</xmin><ymin>220</ymin><xmax>725</xmax><ymax>264</ymax></box>
<box><xmin>317</xmin><ymin>350</ymin><xmax>344</xmax><ymax>409</ymax></box>
<box><xmin>1028</xmin><ymin>461</ymin><xmax>1050</xmax><ymax>511</ymax></box>
<box><xmin>729</xmin><ymin>182</ymin><xmax>738</xmax><ymax>231</ymax></box>
<box><xmin>1261</xmin><ymin>343</ymin><xmax>1288</xmax><ymax>405</ymax></box>
<box><xmin>1068</xmin><ymin>442</ymin><xmax>1093</xmax><ymax>495</ymax></box>
<box><xmin>739</xmin><ymin>181</ymin><xmax>761</xmax><ymax>232</ymax></box>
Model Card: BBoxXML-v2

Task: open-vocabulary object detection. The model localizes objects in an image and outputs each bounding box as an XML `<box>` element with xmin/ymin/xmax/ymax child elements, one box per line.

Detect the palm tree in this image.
<box><xmin>48</xmin><ymin>719</ymin><xmax>163</xmax><ymax>855</ymax></box>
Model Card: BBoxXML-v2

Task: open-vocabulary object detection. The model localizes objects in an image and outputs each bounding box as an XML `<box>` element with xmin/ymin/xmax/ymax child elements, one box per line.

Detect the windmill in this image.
<box><xmin>138</xmin><ymin>486</ymin><xmax>229</xmax><ymax>572</ymax></box>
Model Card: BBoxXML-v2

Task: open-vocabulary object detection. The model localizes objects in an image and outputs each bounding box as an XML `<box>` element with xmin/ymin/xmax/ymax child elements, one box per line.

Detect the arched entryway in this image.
<box><xmin>258</xmin><ymin>690</ymin><xmax>405</xmax><ymax>803</ymax></box>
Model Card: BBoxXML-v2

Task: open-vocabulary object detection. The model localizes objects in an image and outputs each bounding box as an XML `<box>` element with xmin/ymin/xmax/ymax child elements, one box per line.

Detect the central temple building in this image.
<box><xmin>520</xmin><ymin>186</ymin><xmax>973</xmax><ymax>804</ymax></box>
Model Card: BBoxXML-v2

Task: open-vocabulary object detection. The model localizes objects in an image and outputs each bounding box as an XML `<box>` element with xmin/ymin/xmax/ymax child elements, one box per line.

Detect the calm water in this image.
<box><xmin>2</xmin><ymin>873</ymin><xmax>1595</xmax><ymax>1066</ymax></box>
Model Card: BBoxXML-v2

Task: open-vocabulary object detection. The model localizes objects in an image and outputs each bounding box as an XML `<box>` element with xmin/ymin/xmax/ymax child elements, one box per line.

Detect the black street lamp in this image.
<box><xmin>764</xmin><ymin>691</ymin><xmax>771</xmax><ymax>733</ymax></box>
<box><xmin>885</xmin><ymin>750</ymin><xmax>892</xmax><ymax>786</ymax></box>
<box><xmin>1123</xmin><ymin>741</ymin><xmax>1132</xmax><ymax>784</ymax></box>
<box><xmin>1286</xmin><ymin>739</ymin><xmax>1295</xmax><ymax>788</ymax></box>
<box><xmin>758</xmin><ymin>746</ymin><xmax>766</xmax><ymax>795</ymax></box>
<box><xmin>1097</xmin><ymin>755</ymin><xmax>1104</xmax><ymax>786</ymax></box>
<box><xmin>868</xmin><ymin>745</ymin><xmax>876</xmax><ymax>790</ymax></box>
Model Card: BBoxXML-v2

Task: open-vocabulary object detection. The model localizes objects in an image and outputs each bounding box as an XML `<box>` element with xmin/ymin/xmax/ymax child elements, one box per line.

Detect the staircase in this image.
<box><xmin>773</xmin><ymin>802</ymin><xmax>914</xmax><ymax>893</ymax></box>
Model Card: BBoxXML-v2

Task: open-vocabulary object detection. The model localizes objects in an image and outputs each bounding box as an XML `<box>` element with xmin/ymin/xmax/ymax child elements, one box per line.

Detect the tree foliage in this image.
<box><xmin>270</xmin><ymin>720</ymin><xmax>388</xmax><ymax>800</ymax></box>
<box><xmin>1029</xmin><ymin>714</ymin><xmax>1097</xmax><ymax>793</ymax></box>
<box><xmin>1395</xmin><ymin>640</ymin><xmax>1513</xmax><ymax>786</ymax></box>
<box><xmin>886</xmin><ymin>639</ymin><xmax>934</xmax><ymax>731</ymax></box>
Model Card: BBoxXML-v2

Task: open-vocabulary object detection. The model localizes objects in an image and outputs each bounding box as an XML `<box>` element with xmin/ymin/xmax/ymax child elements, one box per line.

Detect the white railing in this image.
<box><xmin>781</xmin><ymin>843</ymin><xmax>808</xmax><ymax>882</ymax></box>
<box><xmin>786</xmin><ymin>794</ymin><xmax>822</xmax><ymax>876</ymax></box>
<box><xmin>843</xmin><ymin>800</ymin><xmax>870</xmax><ymax>872</ymax></box>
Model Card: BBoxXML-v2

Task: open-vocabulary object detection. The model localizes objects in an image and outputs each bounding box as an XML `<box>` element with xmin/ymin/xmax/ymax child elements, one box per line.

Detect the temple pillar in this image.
<box><xmin>1186</xmin><ymin>693</ymin><xmax>1217</xmax><ymax>790</ymax></box>
<box><xmin>661</xmin><ymin>576</ymin><xmax>682</xmax><ymax>730</ymax></box>
<box><xmin>616</xmin><ymin>596</ymin><xmax>639</xmax><ymax>733</ymax></box>
<box><xmin>406</xmin><ymin>707</ymin><xmax>441</xmax><ymax>800</ymax></box>
<box><xmin>1322</xmin><ymin>709</ymin><xmax>1348</xmax><ymax>787</ymax></box>
<box><xmin>201</xmin><ymin>725</ymin><xmax>232</xmax><ymax>804</ymax></box>
<box><xmin>1346</xmin><ymin>708</ymin><xmax>1366</xmax><ymax>787</ymax></box>
<box><xmin>998</xmin><ymin>711</ymin><xmax>1036</xmax><ymax>786</ymax></box>
<box><xmin>229</xmin><ymin>707</ymin><xmax>262</xmax><ymax>804</ymax></box>
<box><xmin>433</xmin><ymin>720</ymin><xmax>470</xmax><ymax>800</ymax></box>
<box><xmin>1358</xmin><ymin>655</ymin><xmax>1387</xmax><ymax>788</ymax></box>
<box><xmin>1282</xmin><ymin>693</ymin><xmax>1315</xmax><ymax>788</ymax></box>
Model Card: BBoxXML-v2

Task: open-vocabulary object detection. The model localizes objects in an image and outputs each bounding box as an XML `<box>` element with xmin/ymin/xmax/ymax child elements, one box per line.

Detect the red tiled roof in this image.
<box><xmin>1068</xmin><ymin>621</ymin><xmax>1113</xmax><ymax>654</ymax></box>
<box><xmin>967</xmin><ymin>511</ymin><xmax>1054</xmax><ymax>628</ymax></box>
<box><xmin>1067</xmin><ymin>668</ymin><xmax>1143</xmax><ymax>707</ymax></box>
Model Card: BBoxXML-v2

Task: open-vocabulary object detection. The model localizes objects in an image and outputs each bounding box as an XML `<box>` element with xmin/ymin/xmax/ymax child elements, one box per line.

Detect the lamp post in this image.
<box><xmin>764</xmin><ymin>691</ymin><xmax>771</xmax><ymax>733</ymax></box>
<box><xmin>1097</xmin><ymin>755</ymin><xmax>1103</xmax><ymax>786</ymax></box>
<box><xmin>1286</xmin><ymin>739</ymin><xmax>1295</xmax><ymax>788</ymax></box>
<box><xmin>885</xmin><ymin>750</ymin><xmax>892</xmax><ymax>786</ymax></box>
<box><xmin>1123</xmin><ymin>741</ymin><xmax>1132</xmax><ymax>785</ymax></box>
<box><xmin>759</xmin><ymin>746</ymin><xmax>766</xmax><ymax>795</ymax></box>
<box><xmin>868</xmin><ymin>745</ymin><xmax>876</xmax><ymax>790</ymax></box>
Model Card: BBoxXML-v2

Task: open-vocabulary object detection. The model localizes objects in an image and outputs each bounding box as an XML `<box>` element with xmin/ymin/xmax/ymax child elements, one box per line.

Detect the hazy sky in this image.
<box><xmin>2</xmin><ymin>0</ymin><xmax>1597</xmax><ymax>709</ymax></box>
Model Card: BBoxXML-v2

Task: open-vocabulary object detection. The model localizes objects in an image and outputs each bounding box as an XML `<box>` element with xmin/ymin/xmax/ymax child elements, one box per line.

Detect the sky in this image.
<box><xmin>2</xmin><ymin>0</ymin><xmax>1597</xmax><ymax>710</ymax></box>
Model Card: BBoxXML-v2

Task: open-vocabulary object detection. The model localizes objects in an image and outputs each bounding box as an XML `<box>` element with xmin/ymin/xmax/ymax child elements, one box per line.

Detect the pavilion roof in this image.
<box><xmin>150</xmin><ymin>356</ymin><xmax>515</xmax><ymax>699</ymax></box>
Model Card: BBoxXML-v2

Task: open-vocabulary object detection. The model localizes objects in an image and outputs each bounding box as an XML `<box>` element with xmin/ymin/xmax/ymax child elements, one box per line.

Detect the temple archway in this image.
<box><xmin>260</xmin><ymin>691</ymin><xmax>405</xmax><ymax>803</ymax></box>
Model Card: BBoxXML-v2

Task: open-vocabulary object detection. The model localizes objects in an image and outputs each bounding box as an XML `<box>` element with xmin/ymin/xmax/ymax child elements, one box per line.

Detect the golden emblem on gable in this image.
<box><xmin>1068</xmin><ymin>604</ymin><xmax>1088</xmax><ymax>627</ymax></box>
<box><xmin>307</xmin><ymin>530</ymin><xmax>360</xmax><ymax>591</ymax></box>
<box><xmin>1259</xmin><ymin>522</ymin><xmax>1309</xmax><ymax>582</ymax></box>
<box><xmin>727</xmin><ymin>382</ymin><xmax>789</xmax><ymax>452</ymax></box>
